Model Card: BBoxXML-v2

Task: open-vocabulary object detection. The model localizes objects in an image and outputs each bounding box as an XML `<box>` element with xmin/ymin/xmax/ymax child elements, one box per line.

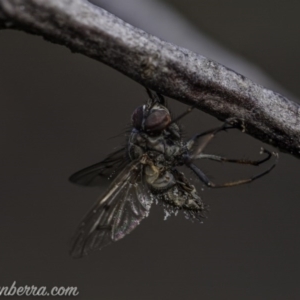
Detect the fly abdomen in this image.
<box><xmin>144</xmin><ymin>165</ymin><xmax>176</xmax><ymax>193</ymax></box>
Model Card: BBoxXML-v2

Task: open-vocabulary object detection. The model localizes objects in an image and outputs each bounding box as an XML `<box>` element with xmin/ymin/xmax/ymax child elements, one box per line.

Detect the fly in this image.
<box><xmin>69</xmin><ymin>89</ymin><xmax>278</xmax><ymax>258</ymax></box>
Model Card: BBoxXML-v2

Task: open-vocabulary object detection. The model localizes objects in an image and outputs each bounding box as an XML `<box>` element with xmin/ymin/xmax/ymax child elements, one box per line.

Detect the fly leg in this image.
<box><xmin>187</xmin><ymin>151</ymin><xmax>278</xmax><ymax>188</ymax></box>
<box><xmin>146</xmin><ymin>88</ymin><xmax>166</xmax><ymax>106</ymax></box>
<box><xmin>197</xmin><ymin>148</ymin><xmax>273</xmax><ymax>166</ymax></box>
<box><xmin>184</xmin><ymin>119</ymin><xmax>278</xmax><ymax>185</ymax></box>
<box><xmin>168</xmin><ymin>105</ymin><xmax>196</xmax><ymax>126</ymax></box>
<box><xmin>186</xmin><ymin>119</ymin><xmax>239</xmax><ymax>161</ymax></box>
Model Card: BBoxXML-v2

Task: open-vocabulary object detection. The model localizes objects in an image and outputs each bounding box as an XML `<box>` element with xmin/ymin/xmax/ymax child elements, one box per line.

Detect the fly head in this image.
<box><xmin>131</xmin><ymin>103</ymin><xmax>171</xmax><ymax>136</ymax></box>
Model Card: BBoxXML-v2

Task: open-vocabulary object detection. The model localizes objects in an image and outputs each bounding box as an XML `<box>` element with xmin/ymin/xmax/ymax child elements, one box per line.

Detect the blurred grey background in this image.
<box><xmin>0</xmin><ymin>0</ymin><xmax>299</xmax><ymax>299</ymax></box>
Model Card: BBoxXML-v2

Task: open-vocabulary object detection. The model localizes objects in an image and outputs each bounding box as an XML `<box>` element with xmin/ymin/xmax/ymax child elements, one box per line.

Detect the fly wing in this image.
<box><xmin>70</xmin><ymin>160</ymin><xmax>153</xmax><ymax>258</ymax></box>
<box><xmin>69</xmin><ymin>147</ymin><xmax>128</xmax><ymax>186</ymax></box>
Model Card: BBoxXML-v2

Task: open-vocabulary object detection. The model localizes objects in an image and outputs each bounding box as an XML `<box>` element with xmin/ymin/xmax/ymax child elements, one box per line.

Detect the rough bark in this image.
<box><xmin>0</xmin><ymin>0</ymin><xmax>299</xmax><ymax>157</ymax></box>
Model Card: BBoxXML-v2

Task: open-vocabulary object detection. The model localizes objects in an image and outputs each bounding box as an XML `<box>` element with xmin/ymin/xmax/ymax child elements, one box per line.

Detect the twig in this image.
<box><xmin>0</xmin><ymin>0</ymin><xmax>299</xmax><ymax>158</ymax></box>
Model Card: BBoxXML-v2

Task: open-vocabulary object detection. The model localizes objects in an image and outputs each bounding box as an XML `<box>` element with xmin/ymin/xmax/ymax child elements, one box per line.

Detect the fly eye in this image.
<box><xmin>144</xmin><ymin>109</ymin><xmax>171</xmax><ymax>133</ymax></box>
<box><xmin>131</xmin><ymin>106</ymin><xmax>144</xmax><ymax>129</ymax></box>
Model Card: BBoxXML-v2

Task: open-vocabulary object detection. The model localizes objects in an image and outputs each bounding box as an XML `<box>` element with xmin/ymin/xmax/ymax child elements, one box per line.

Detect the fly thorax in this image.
<box><xmin>167</xmin><ymin>123</ymin><xmax>181</xmax><ymax>140</ymax></box>
<box><xmin>145</xmin><ymin>135</ymin><xmax>165</xmax><ymax>154</ymax></box>
<box><xmin>164</xmin><ymin>143</ymin><xmax>182</xmax><ymax>160</ymax></box>
<box><xmin>129</xmin><ymin>129</ymin><xmax>146</xmax><ymax>145</ymax></box>
<box><xmin>128</xmin><ymin>130</ymin><xmax>146</xmax><ymax>160</ymax></box>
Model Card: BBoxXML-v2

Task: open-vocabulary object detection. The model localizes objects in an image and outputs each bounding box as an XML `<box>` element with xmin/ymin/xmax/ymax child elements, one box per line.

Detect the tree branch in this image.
<box><xmin>0</xmin><ymin>0</ymin><xmax>299</xmax><ymax>158</ymax></box>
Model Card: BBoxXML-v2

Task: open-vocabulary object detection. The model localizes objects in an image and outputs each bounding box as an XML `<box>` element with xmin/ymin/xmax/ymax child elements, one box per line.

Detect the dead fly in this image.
<box><xmin>69</xmin><ymin>89</ymin><xmax>278</xmax><ymax>258</ymax></box>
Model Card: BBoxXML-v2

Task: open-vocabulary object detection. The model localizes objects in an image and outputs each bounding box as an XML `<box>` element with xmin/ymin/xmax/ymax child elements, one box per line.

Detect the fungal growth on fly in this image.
<box><xmin>69</xmin><ymin>89</ymin><xmax>278</xmax><ymax>258</ymax></box>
